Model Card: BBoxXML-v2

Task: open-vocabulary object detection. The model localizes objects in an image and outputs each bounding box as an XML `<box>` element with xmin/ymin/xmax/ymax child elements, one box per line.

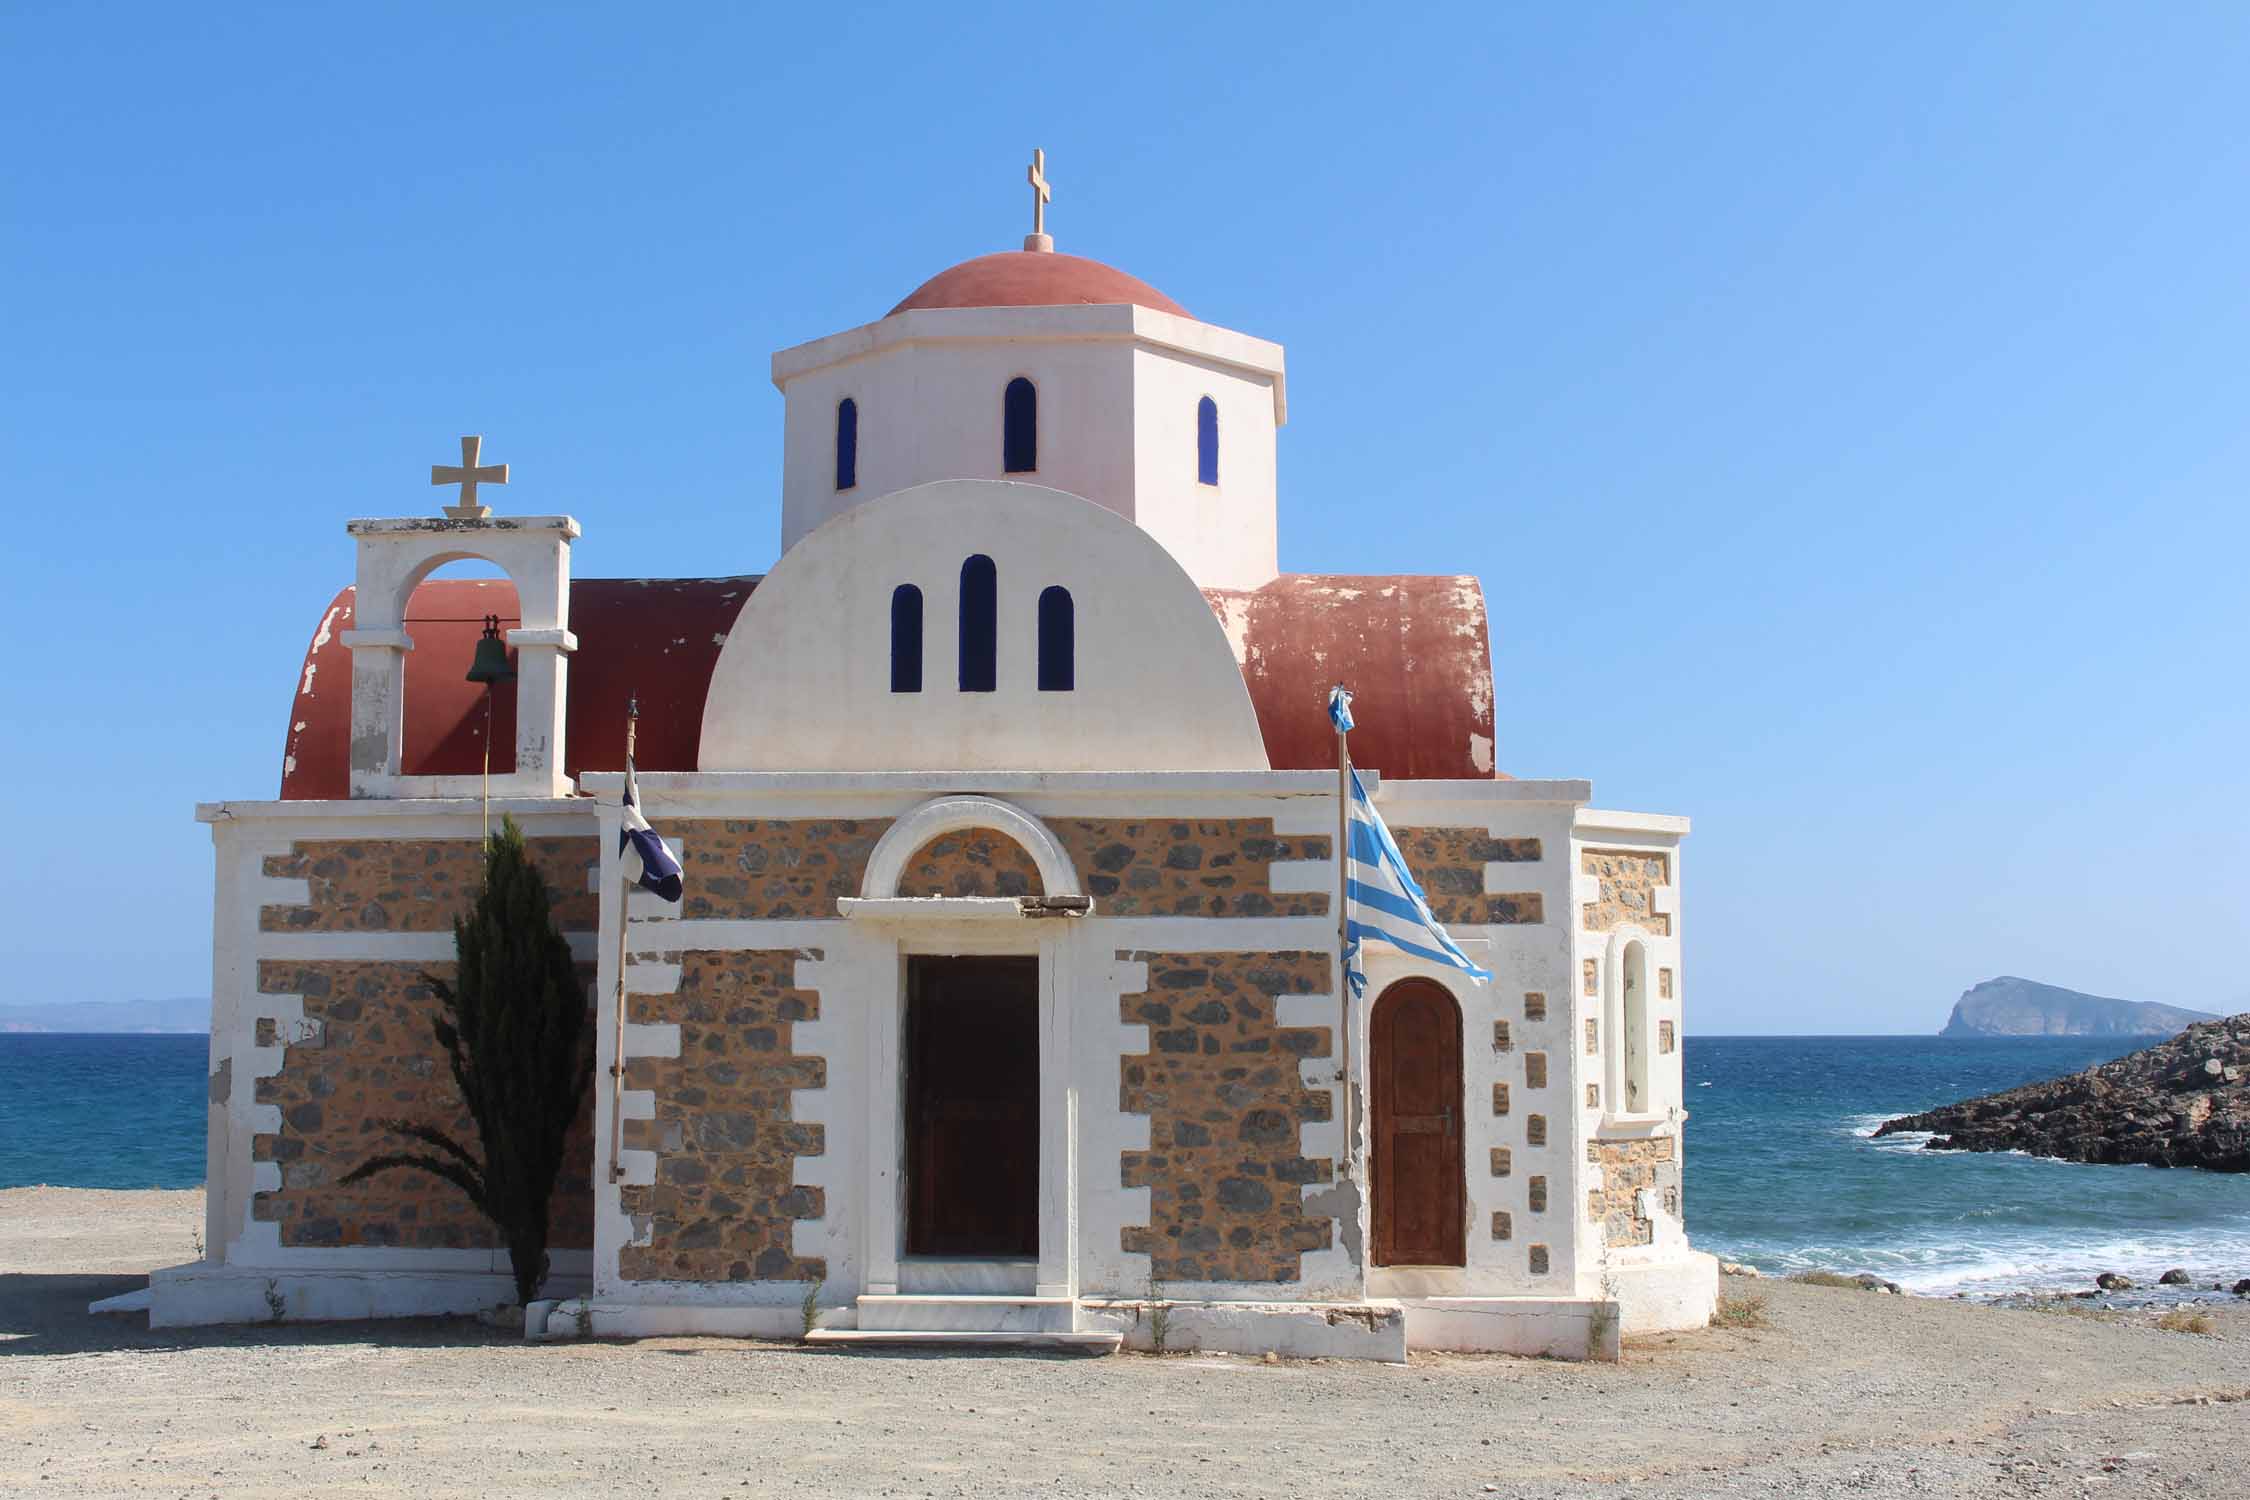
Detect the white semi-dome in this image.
<box><xmin>699</xmin><ymin>479</ymin><xmax>1270</xmax><ymax>772</ymax></box>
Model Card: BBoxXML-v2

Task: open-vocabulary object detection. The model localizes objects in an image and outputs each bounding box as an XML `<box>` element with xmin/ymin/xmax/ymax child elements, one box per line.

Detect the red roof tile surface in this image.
<box><xmin>887</xmin><ymin>251</ymin><xmax>1190</xmax><ymax>319</ymax></box>
<box><xmin>277</xmin><ymin>572</ymin><xmax>1497</xmax><ymax>798</ymax></box>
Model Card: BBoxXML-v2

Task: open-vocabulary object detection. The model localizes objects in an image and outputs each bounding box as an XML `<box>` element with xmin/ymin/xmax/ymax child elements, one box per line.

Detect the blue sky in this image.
<box><xmin>4</xmin><ymin>4</ymin><xmax>2245</xmax><ymax>1033</ymax></box>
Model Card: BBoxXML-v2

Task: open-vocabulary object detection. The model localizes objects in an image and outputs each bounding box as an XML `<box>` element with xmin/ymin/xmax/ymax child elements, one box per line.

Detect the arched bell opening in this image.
<box><xmin>397</xmin><ymin>560</ymin><xmax>519</xmax><ymax>776</ymax></box>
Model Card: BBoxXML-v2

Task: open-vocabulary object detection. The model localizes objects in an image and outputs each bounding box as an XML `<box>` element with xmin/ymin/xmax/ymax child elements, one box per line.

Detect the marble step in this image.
<box><xmin>897</xmin><ymin>1258</ymin><xmax>1039</xmax><ymax>1295</ymax></box>
<box><xmin>853</xmin><ymin>1294</ymin><xmax>1076</xmax><ymax>1333</ymax></box>
<box><xmin>804</xmin><ymin>1328</ymin><xmax>1120</xmax><ymax>1354</ymax></box>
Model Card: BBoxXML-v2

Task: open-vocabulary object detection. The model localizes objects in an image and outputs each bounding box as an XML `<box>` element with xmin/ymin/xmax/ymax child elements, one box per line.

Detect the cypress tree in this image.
<box><xmin>344</xmin><ymin>816</ymin><xmax>594</xmax><ymax>1305</ymax></box>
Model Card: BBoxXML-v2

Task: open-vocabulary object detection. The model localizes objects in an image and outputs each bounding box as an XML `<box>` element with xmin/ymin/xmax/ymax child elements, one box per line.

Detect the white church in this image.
<box><xmin>155</xmin><ymin>156</ymin><xmax>1717</xmax><ymax>1358</ymax></box>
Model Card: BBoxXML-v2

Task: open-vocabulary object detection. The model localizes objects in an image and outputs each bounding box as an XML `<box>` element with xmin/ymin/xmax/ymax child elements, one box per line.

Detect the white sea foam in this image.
<box><xmin>1710</xmin><ymin>1109</ymin><xmax>2250</xmax><ymax>1299</ymax></box>
<box><xmin>1840</xmin><ymin>1110</ymin><xmax>1941</xmax><ymax>1153</ymax></box>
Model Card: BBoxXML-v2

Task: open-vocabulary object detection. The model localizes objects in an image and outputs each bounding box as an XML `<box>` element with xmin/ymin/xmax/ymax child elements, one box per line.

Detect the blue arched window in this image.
<box><xmin>1196</xmin><ymin>396</ymin><xmax>1218</xmax><ymax>487</ymax></box>
<box><xmin>1003</xmin><ymin>377</ymin><xmax>1037</xmax><ymax>474</ymax></box>
<box><xmin>836</xmin><ymin>397</ymin><xmax>858</xmax><ymax>491</ymax></box>
<box><xmin>1037</xmin><ymin>586</ymin><xmax>1074</xmax><ymax>692</ymax></box>
<box><xmin>889</xmin><ymin>584</ymin><xmax>922</xmax><ymax>693</ymax></box>
<box><xmin>958</xmin><ymin>555</ymin><xmax>997</xmax><ymax>692</ymax></box>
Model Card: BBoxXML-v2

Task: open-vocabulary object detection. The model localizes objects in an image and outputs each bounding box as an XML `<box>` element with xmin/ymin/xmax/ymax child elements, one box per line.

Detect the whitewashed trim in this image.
<box><xmin>860</xmin><ymin>794</ymin><xmax>1084</xmax><ymax>900</ymax></box>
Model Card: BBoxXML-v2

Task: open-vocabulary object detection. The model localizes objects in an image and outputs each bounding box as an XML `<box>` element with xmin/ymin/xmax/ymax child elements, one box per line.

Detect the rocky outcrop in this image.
<box><xmin>1876</xmin><ymin>1016</ymin><xmax>2250</xmax><ymax>1171</ymax></box>
<box><xmin>1939</xmin><ymin>977</ymin><xmax>2218</xmax><ymax>1038</ymax></box>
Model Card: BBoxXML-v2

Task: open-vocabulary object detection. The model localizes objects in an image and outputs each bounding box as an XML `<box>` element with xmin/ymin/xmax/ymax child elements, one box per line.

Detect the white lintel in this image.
<box><xmin>837</xmin><ymin>897</ymin><xmax>1028</xmax><ymax>922</ymax></box>
<box><xmin>1574</xmin><ymin>809</ymin><xmax>1692</xmax><ymax>837</ymax></box>
<box><xmin>345</xmin><ymin>514</ymin><xmax>581</xmax><ymax>540</ymax></box>
<box><xmin>579</xmin><ymin>768</ymin><xmax>1354</xmax><ymax>800</ymax></box>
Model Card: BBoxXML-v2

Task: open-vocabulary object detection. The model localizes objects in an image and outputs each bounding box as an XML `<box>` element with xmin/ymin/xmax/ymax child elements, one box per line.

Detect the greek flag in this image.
<box><xmin>620</xmin><ymin>762</ymin><xmax>683</xmax><ymax>902</ymax></box>
<box><xmin>1336</xmin><ymin>711</ymin><xmax>1491</xmax><ymax>999</ymax></box>
<box><xmin>1328</xmin><ymin>685</ymin><xmax>1356</xmax><ymax>734</ymax></box>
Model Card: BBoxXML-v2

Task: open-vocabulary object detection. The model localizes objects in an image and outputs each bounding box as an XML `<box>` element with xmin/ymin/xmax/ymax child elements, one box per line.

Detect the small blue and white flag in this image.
<box><xmin>1339</xmin><ymin>763</ymin><xmax>1492</xmax><ymax>999</ymax></box>
<box><xmin>1327</xmin><ymin>684</ymin><xmax>1355</xmax><ymax>734</ymax></box>
<box><xmin>620</xmin><ymin>762</ymin><xmax>683</xmax><ymax>903</ymax></box>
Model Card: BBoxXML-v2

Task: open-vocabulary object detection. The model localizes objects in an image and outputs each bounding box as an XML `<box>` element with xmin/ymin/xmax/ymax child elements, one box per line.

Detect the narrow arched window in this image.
<box><xmin>1196</xmin><ymin>395</ymin><xmax>1218</xmax><ymax>486</ymax></box>
<box><xmin>889</xmin><ymin>584</ymin><xmax>922</xmax><ymax>693</ymax></box>
<box><xmin>835</xmin><ymin>397</ymin><xmax>858</xmax><ymax>491</ymax></box>
<box><xmin>1037</xmin><ymin>586</ymin><xmax>1073</xmax><ymax>691</ymax></box>
<box><xmin>1003</xmin><ymin>377</ymin><xmax>1037</xmax><ymax>473</ymax></box>
<box><xmin>958</xmin><ymin>555</ymin><xmax>997</xmax><ymax>691</ymax></box>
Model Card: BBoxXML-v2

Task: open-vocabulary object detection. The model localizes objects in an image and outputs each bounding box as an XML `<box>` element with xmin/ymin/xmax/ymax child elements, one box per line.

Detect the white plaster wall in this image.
<box><xmin>699</xmin><ymin>481</ymin><xmax>1270</xmax><ymax>773</ymax></box>
<box><xmin>780</xmin><ymin>340</ymin><xmax>1136</xmax><ymax>554</ymax></box>
<box><xmin>1128</xmin><ymin>346</ymin><xmax>1278</xmax><ymax>590</ymax></box>
<box><xmin>772</xmin><ymin>304</ymin><xmax>1286</xmax><ymax>590</ymax></box>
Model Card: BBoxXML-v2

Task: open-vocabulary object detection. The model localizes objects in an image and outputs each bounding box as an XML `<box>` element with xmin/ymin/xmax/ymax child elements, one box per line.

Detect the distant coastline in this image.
<box><xmin>0</xmin><ymin>997</ymin><xmax>206</xmax><ymax>1034</ymax></box>
<box><xmin>1940</xmin><ymin>976</ymin><xmax>2218</xmax><ymax>1038</ymax></box>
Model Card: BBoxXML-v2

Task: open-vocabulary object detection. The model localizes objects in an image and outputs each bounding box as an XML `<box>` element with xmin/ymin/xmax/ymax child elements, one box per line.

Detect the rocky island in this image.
<box><xmin>1877</xmin><ymin>1014</ymin><xmax>2250</xmax><ymax>1171</ymax></box>
<box><xmin>1939</xmin><ymin>976</ymin><xmax>2217</xmax><ymax>1037</ymax></box>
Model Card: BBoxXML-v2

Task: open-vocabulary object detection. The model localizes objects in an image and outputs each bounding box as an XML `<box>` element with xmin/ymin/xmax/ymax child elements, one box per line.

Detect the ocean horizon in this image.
<box><xmin>6</xmin><ymin>1030</ymin><xmax>2246</xmax><ymax>1298</ymax></box>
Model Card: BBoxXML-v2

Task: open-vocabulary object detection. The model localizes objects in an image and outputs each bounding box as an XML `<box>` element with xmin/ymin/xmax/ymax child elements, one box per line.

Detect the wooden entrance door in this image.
<box><xmin>905</xmin><ymin>956</ymin><xmax>1039</xmax><ymax>1257</ymax></box>
<box><xmin>1371</xmin><ymin>978</ymin><xmax>1466</xmax><ymax>1266</ymax></box>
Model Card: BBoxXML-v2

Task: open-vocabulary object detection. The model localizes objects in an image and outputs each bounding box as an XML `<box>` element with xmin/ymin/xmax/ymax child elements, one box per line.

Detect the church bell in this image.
<box><xmin>465</xmin><ymin>614</ymin><xmax>517</xmax><ymax>685</ymax></box>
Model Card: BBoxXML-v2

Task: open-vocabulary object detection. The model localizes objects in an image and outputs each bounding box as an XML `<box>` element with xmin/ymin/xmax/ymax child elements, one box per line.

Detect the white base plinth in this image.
<box><xmin>1076</xmin><ymin>1299</ymin><xmax>1408</xmax><ymax>1361</ymax></box>
<box><xmin>1399</xmin><ymin>1296</ymin><xmax>1622</xmax><ymax>1360</ymax></box>
<box><xmin>1610</xmin><ymin>1249</ymin><xmax>1722</xmax><ymax>1334</ymax></box>
<box><xmin>138</xmin><ymin>1261</ymin><xmax>591</xmax><ymax>1328</ymax></box>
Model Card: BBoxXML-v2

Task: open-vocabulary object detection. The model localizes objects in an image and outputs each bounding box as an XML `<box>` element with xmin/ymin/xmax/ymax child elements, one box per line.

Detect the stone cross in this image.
<box><xmin>431</xmin><ymin>434</ymin><xmax>508</xmax><ymax>520</ymax></box>
<box><xmin>1025</xmin><ymin>148</ymin><xmax>1052</xmax><ymax>252</ymax></box>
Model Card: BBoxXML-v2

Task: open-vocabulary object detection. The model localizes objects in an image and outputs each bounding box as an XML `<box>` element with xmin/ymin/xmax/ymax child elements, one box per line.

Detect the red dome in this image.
<box><xmin>888</xmin><ymin>251</ymin><xmax>1190</xmax><ymax>319</ymax></box>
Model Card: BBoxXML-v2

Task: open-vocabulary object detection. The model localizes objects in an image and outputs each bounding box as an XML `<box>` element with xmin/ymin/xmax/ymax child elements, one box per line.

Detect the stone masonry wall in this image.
<box><xmin>1054</xmin><ymin>821</ymin><xmax>1327</xmax><ymax>918</ymax></box>
<box><xmin>675</xmin><ymin>819</ymin><xmax>892</xmax><ymax>920</ymax></box>
<box><xmin>1580</xmin><ymin>849</ymin><xmax>1672</xmax><ymax>936</ymax></box>
<box><xmin>1394</xmin><ymin>828</ymin><xmax>1544</xmax><ymax>927</ymax></box>
<box><xmin>260</xmin><ymin>837</ymin><xmax>601</xmax><ymax>933</ymax></box>
<box><xmin>251</xmin><ymin>959</ymin><xmax>596</xmax><ymax>1250</ymax></box>
<box><xmin>1589</xmin><ymin>1136</ymin><xmax>1678</xmax><ymax>1248</ymax></box>
<box><xmin>673</xmin><ymin>816</ymin><xmax>1324</xmax><ymax>918</ymax></box>
<box><xmin>895</xmin><ymin>829</ymin><xmax>1045</xmax><ymax>898</ymax></box>
<box><xmin>1118</xmin><ymin>950</ymin><xmax>1334</xmax><ymax>1283</ymax></box>
<box><xmin>617</xmin><ymin>950</ymin><xmax>826</xmax><ymax>1283</ymax></box>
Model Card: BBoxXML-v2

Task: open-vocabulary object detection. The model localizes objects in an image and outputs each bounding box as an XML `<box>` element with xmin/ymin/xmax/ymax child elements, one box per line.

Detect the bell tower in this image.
<box><xmin>338</xmin><ymin>436</ymin><xmax>580</xmax><ymax>798</ymax></box>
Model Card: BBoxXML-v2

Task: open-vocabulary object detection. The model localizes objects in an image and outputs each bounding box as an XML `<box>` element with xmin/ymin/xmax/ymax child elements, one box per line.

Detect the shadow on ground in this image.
<box><xmin>0</xmin><ymin>1272</ymin><xmax>519</xmax><ymax>1359</ymax></box>
<box><xmin>0</xmin><ymin>1273</ymin><xmax>1111</xmax><ymax>1365</ymax></box>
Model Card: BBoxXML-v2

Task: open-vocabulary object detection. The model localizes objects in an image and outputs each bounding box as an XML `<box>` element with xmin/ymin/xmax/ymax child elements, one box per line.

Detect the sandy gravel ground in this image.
<box><xmin>5</xmin><ymin>1188</ymin><xmax>2249</xmax><ymax>1499</ymax></box>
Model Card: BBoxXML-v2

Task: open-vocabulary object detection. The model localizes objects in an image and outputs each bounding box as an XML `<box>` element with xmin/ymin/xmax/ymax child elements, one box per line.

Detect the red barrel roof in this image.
<box><xmin>276</xmin><ymin>572</ymin><xmax>1497</xmax><ymax>798</ymax></box>
<box><xmin>1205</xmin><ymin>574</ymin><xmax>1499</xmax><ymax>782</ymax></box>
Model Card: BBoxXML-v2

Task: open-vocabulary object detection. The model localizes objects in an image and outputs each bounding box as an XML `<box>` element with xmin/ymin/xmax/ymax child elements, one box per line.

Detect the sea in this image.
<box><xmin>4</xmin><ymin>1031</ymin><xmax>2248</xmax><ymax>1298</ymax></box>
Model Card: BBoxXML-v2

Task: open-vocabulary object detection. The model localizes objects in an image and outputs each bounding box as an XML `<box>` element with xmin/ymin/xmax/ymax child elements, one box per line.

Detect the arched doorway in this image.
<box><xmin>1371</xmin><ymin>978</ymin><xmax>1466</xmax><ymax>1266</ymax></box>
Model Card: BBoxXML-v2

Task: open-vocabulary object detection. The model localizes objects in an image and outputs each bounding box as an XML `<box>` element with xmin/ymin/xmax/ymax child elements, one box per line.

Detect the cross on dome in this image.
<box><xmin>1025</xmin><ymin>148</ymin><xmax>1053</xmax><ymax>254</ymax></box>
<box><xmin>431</xmin><ymin>434</ymin><xmax>508</xmax><ymax>519</ymax></box>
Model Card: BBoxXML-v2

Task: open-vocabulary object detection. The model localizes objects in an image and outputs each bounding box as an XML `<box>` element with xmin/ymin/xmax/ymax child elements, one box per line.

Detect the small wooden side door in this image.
<box><xmin>1371</xmin><ymin>978</ymin><xmax>1466</xmax><ymax>1266</ymax></box>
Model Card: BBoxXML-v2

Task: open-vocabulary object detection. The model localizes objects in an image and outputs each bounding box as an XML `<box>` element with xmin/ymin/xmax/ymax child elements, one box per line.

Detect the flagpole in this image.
<box><xmin>1333</xmin><ymin>687</ymin><xmax>1355</xmax><ymax>1179</ymax></box>
<box><xmin>605</xmin><ymin>697</ymin><xmax>639</xmax><ymax>1187</ymax></box>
